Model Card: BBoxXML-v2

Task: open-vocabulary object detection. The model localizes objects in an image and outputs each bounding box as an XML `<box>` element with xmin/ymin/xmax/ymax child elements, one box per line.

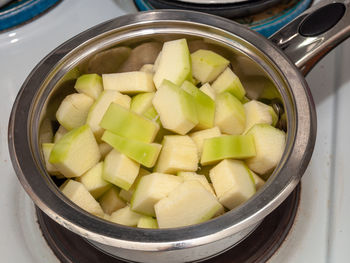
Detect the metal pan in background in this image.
<box><xmin>134</xmin><ymin>0</ymin><xmax>313</xmax><ymax>37</ymax></box>
<box><xmin>177</xmin><ymin>0</ymin><xmax>255</xmax><ymax>4</ymax></box>
<box><xmin>145</xmin><ymin>0</ymin><xmax>288</xmax><ymax>18</ymax></box>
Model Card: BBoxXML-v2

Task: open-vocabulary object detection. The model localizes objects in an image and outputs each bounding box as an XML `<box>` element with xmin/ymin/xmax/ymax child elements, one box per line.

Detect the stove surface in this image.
<box><xmin>1</xmin><ymin>0</ymin><xmax>350</xmax><ymax>262</ymax></box>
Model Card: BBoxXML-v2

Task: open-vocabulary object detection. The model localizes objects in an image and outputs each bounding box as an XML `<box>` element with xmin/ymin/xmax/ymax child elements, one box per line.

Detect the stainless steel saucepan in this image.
<box><xmin>8</xmin><ymin>0</ymin><xmax>350</xmax><ymax>262</ymax></box>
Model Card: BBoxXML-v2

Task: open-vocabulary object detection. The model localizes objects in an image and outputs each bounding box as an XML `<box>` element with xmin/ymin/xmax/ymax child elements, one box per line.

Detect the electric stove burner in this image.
<box><xmin>134</xmin><ymin>0</ymin><xmax>312</xmax><ymax>37</ymax></box>
<box><xmin>36</xmin><ymin>184</ymin><xmax>300</xmax><ymax>263</ymax></box>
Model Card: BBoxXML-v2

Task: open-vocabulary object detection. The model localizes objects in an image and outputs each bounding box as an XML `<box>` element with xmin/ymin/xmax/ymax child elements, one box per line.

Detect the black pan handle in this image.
<box><xmin>269</xmin><ymin>0</ymin><xmax>350</xmax><ymax>75</ymax></box>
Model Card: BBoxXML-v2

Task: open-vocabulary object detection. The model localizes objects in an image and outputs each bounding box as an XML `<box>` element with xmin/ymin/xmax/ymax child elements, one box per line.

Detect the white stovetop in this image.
<box><xmin>1</xmin><ymin>0</ymin><xmax>349</xmax><ymax>262</ymax></box>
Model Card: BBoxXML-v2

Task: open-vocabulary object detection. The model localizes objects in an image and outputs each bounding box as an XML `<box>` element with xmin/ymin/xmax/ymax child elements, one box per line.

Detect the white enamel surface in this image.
<box><xmin>269</xmin><ymin>38</ymin><xmax>350</xmax><ymax>263</ymax></box>
<box><xmin>1</xmin><ymin>0</ymin><xmax>350</xmax><ymax>262</ymax></box>
<box><xmin>322</xmin><ymin>39</ymin><xmax>350</xmax><ymax>263</ymax></box>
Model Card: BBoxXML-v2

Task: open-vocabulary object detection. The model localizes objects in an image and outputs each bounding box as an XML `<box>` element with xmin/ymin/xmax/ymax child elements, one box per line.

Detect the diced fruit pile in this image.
<box><xmin>42</xmin><ymin>38</ymin><xmax>286</xmax><ymax>229</ymax></box>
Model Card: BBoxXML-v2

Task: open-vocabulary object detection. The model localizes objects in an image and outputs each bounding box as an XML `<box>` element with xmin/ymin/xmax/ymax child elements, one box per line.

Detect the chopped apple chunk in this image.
<box><xmin>49</xmin><ymin>125</ymin><xmax>101</xmax><ymax>178</ymax></box>
<box><xmin>118</xmin><ymin>42</ymin><xmax>162</xmax><ymax>73</ymax></box>
<box><xmin>119</xmin><ymin>168</ymin><xmax>151</xmax><ymax>203</ymax></box>
<box><xmin>201</xmin><ymin>135</ymin><xmax>256</xmax><ymax>165</ymax></box>
<box><xmin>56</xmin><ymin>93</ymin><xmax>94</xmax><ymax>130</ymax></box>
<box><xmin>153</xmin><ymin>38</ymin><xmax>191</xmax><ymax>89</ymax></box>
<box><xmin>191</xmin><ymin>49</ymin><xmax>229</xmax><ymax>83</ymax></box>
<box><xmin>244</xmin><ymin>100</ymin><xmax>276</xmax><ymax>133</ymax></box>
<box><xmin>177</xmin><ymin>171</ymin><xmax>215</xmax><ymax>195</ymax></box>
<box><xmin>210</xmin><ymin>160</ymin><xmax>255</xmax><ymax>209</ymax></box>
<box><xmin>103</xmin><ymin>71</ymin><xmax>155</xmax><ymax>93</ymax></box>
<box><xmin>100</xmin><ymin>103</ymin><xmax>159</xmax><ymax>143</ymax></box>
<box><xmin>130</xmin><ymin>92</ymin><xmax>155</xmax><ymax>115</ymax></box>
<box><xmin>137</xmin><ymin>216</ymin><xmax>158</xmax><ymax>228</ymax></box>
<box><xmin>214</xmin><ymin>92</ymin><xmax>245</xmax><ymax>135</ymax></box>
<box><xmin>155</xmin><ymin>180</ymin><xmax>223</xmax><ymax>228</ymax></box>
<box><xmin>108</xmin><ymin>206</ymin><xmax>143</xmax><ymax>226</ymax></box>
<box><xmin>155</xmin><ymin>135</ymin><xmax>198</xmax><ymax>174</ymax></box>
<box><xmin>199</xmin><ymin>83</ymin><xmax>216</xmax><ymax>100</ymax></box>
<box><xmin>181</xmin><ymin>80</ymin><xmax>215</xmax><ymax>130</ymax></box>
<box><xmin>103</xmin><ymin>149</ymin><xmax>140</xmax><ymax>191</ymax></box>
<box><xmin>86</xmin><ymin>90</ymin><xmax>131</xmax><ymax>138</ymax></box>
<box><xmin>153</xmin><ymin>80</ymin><xmax>198</xmax><ymax>135</ymax></box>
<box><xmin>153</xmin><ymin>51</ymin><xmax>162</xmax><ymax>72</ymax></box>
<box><xmin>119</xmin><ymin>188</ymin><xmax>133</xmax><ymax>203</ymax></box>
<box><xmin>211</xmin><ymin>67</ymin><xmax>245</xmax><ymax>101</ymax></box>
<box><xmin>246</xmin><ymin>124</ymin><xmax>286</xmax><ymax>175</ymax></box>
<box><xmin>76</xmin><ymin>162</ymin><xmax>111</xmax><ymax>199</ymax></box>
<box><xmin>131</xmin><ymin>173</ymin><xmax>183</xmax><ymax>216</ymax></box>
<box><xmin>61</xmin><ymin>180</ymin><xmax>104</xmax><ymax>217</ymax></box>
<box><xmin>39</xmin><ymin>118</ymin><xmax>53</xmax><ymax>144</ymax></box>
<box><xmin>102</xmin><ymin>131</ymin><xmax>162</xmax><ymax>168</ymax></box>
<box><xmin>74</xmin><ymin>74</ymin><xmax>103</xmax><ymax>100</ymax></box>
<box><xmin>143</xmin><ymin>106</ymin><xmax>161</xmax><ymax>125</ymax></box>
<box><xmin>99</xmin><ymin>187</ymin><xmax>126</xmax><ymax>215</ymax></box>
<box><xmin>189</xmin><ymin>127</ymin><xmax>221</xmax><ymax>157</ymax></box>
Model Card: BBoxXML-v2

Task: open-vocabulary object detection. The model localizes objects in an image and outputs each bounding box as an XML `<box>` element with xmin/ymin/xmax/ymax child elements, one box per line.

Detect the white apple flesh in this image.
<box><xmin>177</xmin><ymin>171</ymin><xmax>215</xmax><ymax>195</ymax></box>
<box><xmin>131</xmin><ymin>173</ymin><xmax>183</xmax><ymax>216</ymax></box>
<box><xmin>103</xmin><ymin>149</ymin><xmax>140</xmax><ymax>191</ymax></box>
<box><xmin>189</xmin><ymin>126</ymin><xmax>221</xmax><ymax>157</ymax></box>
<box><xmin>153</xmin><ymin>39</ymin><xmax>191</xmax><ymax>89</ymax></box>
<box><xmin>209</xmin><ymin>159</ymin><xmax>256</xmax><ymax>209</ymax></box>
<box><xmin>246</xmin><ymin>124</ymin><xmax>286</xmax><ymax>175</ymax></box>
<box><xmin>49</xmin><ymin>125</ymin><xmax>101</xmax><ymax>178</ymax></box>
<box><xmin>244</xmin><ymin>100</ymin><xmax>275</xmax><ymax>133</ymax></box>
<box><xmin>137</xmin><ymin>216</ymin><xmax>158</xmax><ymax>229</ymax></box>
<box><xmin>100</xmin><ymin>103</ymin><xmax>159</xmax><ymax>143</ymax></box>
<box><xmin>76</xmin><ymin>162</ymin><xmax>111</xmax><ymax>199</ymax></box>
<box><xmin>180</xmin><ymin>80</ymin><xmax>215</xmax><ymax>130</ymax></box>
<box><xmin>108</xmin><ymin>206</ymin><xmax>143</xmax><ymax>227</ymax></box>
<box><xmin>56</xmin><ymin>93</ymin><xmax>94</xmax><ymax>130</ymax></box>
<box><xmin>200</xmin><ymin>134</ymin><xmax>256</xmax><ymax>165</ymax></box>
<box><xmin>86</xmin><ymin>90</ymin><xmax>131</xmax><ymax>139</ymax></box>
<box><xmin>60</xmin><ymin>180</ymin><xmax>104</xmax><ymax>217</ymax></box>
<box><xmin>152</xmin><ymin>80</ymin><xmax>198</xmax><ymax>135</ymax></box>
<box><xmin>214</xmin><ymin>92</ymin><xmax>246</xmax><ymax>135</ymax></box>
<box><xmin>74</xmin><ymin>73</ymin><xmax>103</xmax><ymax>100</ymax></box>
<box><xmin>211</xmin><ymin>67</ymin><xmax>246</xmax><ymax>101</ymax></box>
<box><xmin>103</xmin><ymin>71</ymin><xmax>155</xmax><ymax>93</ymax></box>
<box><xmin>199</xmin><ymin>83</ymin><xmax>216</xmax><ymax>100</ymax></box>
<box><xmin>155</xmin><ymin>180</ymin><xmax>223</xmax><ymax>228</ymax></box>
<box><xmin>191</xmin><ymin>49</ymin><xmax>229</xmax><ymax>83</ymax></box>
<box><xmin>98</xmin><ymin>187</ymin><xmax>126</xmax><ymax>215</ymax></box>
<box><xmin>155</xmin><ymin>135</ymin><xmax>198</xmax><ymax>174</ymax></box>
